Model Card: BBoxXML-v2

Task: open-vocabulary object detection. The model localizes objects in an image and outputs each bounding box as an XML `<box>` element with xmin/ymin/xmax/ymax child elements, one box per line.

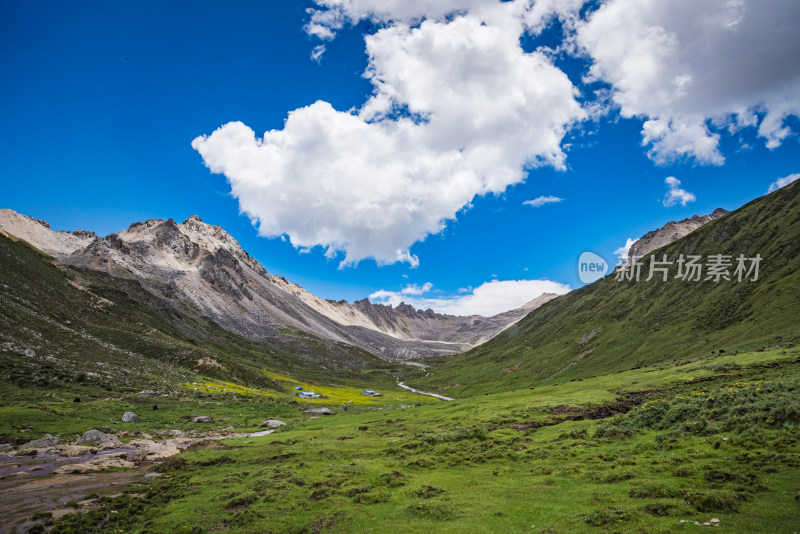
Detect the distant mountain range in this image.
<box><xmin>0</xmin><ymin>210</ymin><xmax>555</xmax><ymax>360</ymax></box>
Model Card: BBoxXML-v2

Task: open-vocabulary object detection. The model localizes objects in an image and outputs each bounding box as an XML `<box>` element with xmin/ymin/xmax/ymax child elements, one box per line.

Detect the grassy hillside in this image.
<box><xmin>413</xmin><ymin>181</ymin><xmax>800</xmax><ymax>396</ymax></box>
<box><xmin>0</xmin><ymin>233</ymin><xmax>415</xmax><ymax>440</ymax></box>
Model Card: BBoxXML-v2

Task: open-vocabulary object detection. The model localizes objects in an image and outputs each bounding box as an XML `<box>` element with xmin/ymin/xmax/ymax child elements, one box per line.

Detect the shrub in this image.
<box><xmin>377</xmin><ymin>471</ymin><xmax>408</xmax><ymax>487</ymax></box>
<box><xmin>353</xmin><ymin>489</ymin><xmax>390</xmax><ymax>504</ymax></box>
<box><xmin>642</xmin><ymin>502</ymin><xmax>676</xmax><ymax>516</ymax></box>
<box><xmin>410</xmin><ymin>485</ymin><xmax>445</xmax><ymax>499</ymax></box>
<box><xmin>406</xmin><ymin>501</ymin><xmax>458</xmax><ymax>520</ymax></box>
<box><xmin>407</xmin><ymin>455</ymin><xmax>436</xmax><ymax>469</ymax></box>
<box><xmin>628</xmin><ymin>484</ymin><xmax>682</xmax><ymax>499</ymax></box>
<box><xmin>583</xmin><ymin>507</ymin><xmax>632</xmax><ymax>526</ymax></box>
<box><xmin>686</xmin><ymin>491</ymin><xmax>741</xmax><ymax>513</ymax></box>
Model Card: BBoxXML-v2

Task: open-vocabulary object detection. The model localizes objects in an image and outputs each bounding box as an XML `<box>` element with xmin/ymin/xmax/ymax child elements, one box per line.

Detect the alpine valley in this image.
<box><xmin>1</xmin><ymin>180</ymin><xmax>799</xmax><ymax>533</ymax></box>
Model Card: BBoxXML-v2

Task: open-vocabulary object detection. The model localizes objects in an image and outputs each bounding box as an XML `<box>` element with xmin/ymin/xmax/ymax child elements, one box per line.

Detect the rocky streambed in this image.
<box><xmin>0</xmin><ymin>422</ymin><xmax>283</xmax><ymax>533</ymax></box>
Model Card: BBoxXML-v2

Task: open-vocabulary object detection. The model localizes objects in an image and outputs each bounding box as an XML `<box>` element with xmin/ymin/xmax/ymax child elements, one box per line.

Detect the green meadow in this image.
<box><xmin>42</xmin><ymin>345</ymin><xmax>800</xmax><ymax>533</ymax></box>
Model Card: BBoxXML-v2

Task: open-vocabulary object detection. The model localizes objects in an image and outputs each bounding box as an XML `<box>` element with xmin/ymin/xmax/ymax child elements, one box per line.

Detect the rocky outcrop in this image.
<box><xmin>628</xmin><ymin>208</ymin><xmax>728</xmax><ymax>262</ymax></box>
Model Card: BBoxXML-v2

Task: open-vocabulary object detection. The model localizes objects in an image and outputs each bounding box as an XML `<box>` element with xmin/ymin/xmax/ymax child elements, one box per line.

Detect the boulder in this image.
<box><xmin>259</xmin><ymin>419</ymin><xmax>286</xmax><ymax>428</ymax></box>
<box><xmin>0</xmin><ymin>444</ymin><xmax>13</xmax><ymax>453</ymax></box>
<box><xmin>127</xmin><ymin>439</ymin><xmax>181</xmax><ymax>459</ymax></box>
<box><xmin>53</xmin><ymin>455</ymin><xmax>134</xmax><ymax>474</ymax></box>
<box><xmin>122</xmin><ymin>412</ymin><xmax>140</xmax><ymax>423</ymax></box>
<box><xmin>304</xmin><ymin>408</ymin><xmax>334</xmax><ymax>416</ymax></box>
<box><xmin>192</xmin><ymin>415</ymin><xmax>215</xmax><ymax>423</ymax></box>
<box><xmin>158</xmin><ymin>429</ymin><xmax>184</xmax><ymax>438</ymax></box>
<box><xmin>75</xmin><ymin>429</ymin><xmax>122</xmax><ymax>449</ymax></box>
<box><xmin>19</xmin><ymin>434</ymin><xmax>59</xmax><ymax>450</ymax></box>
<box><xmin>57</xmin><ymin>445</ymin><xmax>97</xmax><ymax>457</ymax></box>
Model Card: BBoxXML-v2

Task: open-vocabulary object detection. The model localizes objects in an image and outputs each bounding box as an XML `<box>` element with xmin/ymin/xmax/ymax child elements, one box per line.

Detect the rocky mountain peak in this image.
<box><xmin>72</xmin><ymin>229</ymin><xmax>97</xmax><ymax>239</ymax></box>
<box><xmin>0</xmin><ymin>209</ymin><xmax>98</xmax><ymax>256</ymax></box>
<box><xmin>1</xmin><ymin>208</ymin><xmax>561</xmax><ymax>360</ymax></box>
<box><xmin>628</xmin><ymin>208</ymin><xmax>729</xmax><ymax>263</ymax></box>
<box><xmin>183</xmin><ymin>215</ymin><xmax>204</xmax><ymax>224</ymax></box>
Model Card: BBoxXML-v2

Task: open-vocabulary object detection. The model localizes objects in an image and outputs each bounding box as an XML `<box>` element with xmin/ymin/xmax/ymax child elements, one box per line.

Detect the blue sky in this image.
<box><xmin>2</xmin><ymin>0</ymin><xmax>799</xmax><ymax>316</ymax></box>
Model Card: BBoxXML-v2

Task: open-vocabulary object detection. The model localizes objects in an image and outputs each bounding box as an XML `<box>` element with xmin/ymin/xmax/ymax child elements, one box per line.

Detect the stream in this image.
<box><xmin>0</xmin><ymin>428</ymin><xmax>275</xmax><ymax>534</ymax></box>
<box><xmin>396</xmin><ymin>381</ymin><xmax>454</xmax><ymax>401</ymax></box>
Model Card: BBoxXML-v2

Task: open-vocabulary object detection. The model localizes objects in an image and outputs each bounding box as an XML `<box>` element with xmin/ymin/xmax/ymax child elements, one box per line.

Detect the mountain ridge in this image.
<box><xmin>0</xmin><ymin>209</ymin><xmax>553</xmax><ymax>359</ymax></box>
<box><xmin>628</xmin><ymin>207</ymin><xmax>729</xmax><ymax>262</ymax></box>
<box><xmin>415</xmin><ymin>181</ymin><xmax>800</xmax><ymax>395</ymax></box>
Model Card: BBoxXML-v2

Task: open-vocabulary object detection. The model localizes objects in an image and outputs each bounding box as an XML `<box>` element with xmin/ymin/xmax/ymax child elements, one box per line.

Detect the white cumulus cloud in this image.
<box><xmin>523</xmin><ymin>195</ymin><xmax>563</xmax><ymax>207</ymax></box>
<box><xmin>193</xmin><ymin>3</ymin><xmax>584</xmax><ymax>267</ymax></box>
<box><xmin>613</xmin><ymin>237</ymin><xmax>638</xmax><ymax>263</ymax></box>
<box><xmin>663</xmin><ymin>176</ymin><xmax>696</xmax><ymax>207</ymax></box>
<box><xmin>369</xmin><ymin>278</ymin><xmax>571</xmax><ymax>317</ymax></box>
<box><xmin>576</xmin><ymin>0</ymin><xmax>800</xmax><ymax>164</ymax></box>
<box><xmin>306</xmin><ymin>0</ymin><xmax>587</xmax><ymax>40</ymax></box>
<box><xmin>767</xmin><ymin>172</ymin><xmax>800</xmax><ymax>193</ymax></box>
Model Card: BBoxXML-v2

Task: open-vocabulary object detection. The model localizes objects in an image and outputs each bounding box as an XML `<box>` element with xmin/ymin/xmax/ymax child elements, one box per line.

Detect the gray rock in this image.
<box><xmin>75</xmin><ymin>429</ymin><xmax>120</xmax><ymax>447</ymax></box>
<box><xmin>304</xmin><ymin>408</ymin><xmax>334</xmax><ymax>416</ymax></box>
<box><xmin>19</xmin><ymin>434</ymin><xmax>59</xmax><ymax>450</ymax></box>
<box><xmin>0</xmin><ymin>444</ymin><xmax>13</xmax><ymax>452</ymax></box>
<box><xmin>122</xmin><ymin>412</ymin><xmax>140</xmax><ymax>423</ymax></box>
<box><xmin>57</xmin><ymin>445</ymin><xmax>97</xmax><ymax>457</ymax></box>
<box><xmin>24</xmin><ymin>348</ymin><xmax>35</xmax><ymax>357</ymax></box>
<box><xmin>259</xmin><ymin>419</ymin><xmax>286</xmax><ymax>428</ymax></box>
<box><xmin>192</xmin><ymin>415</ymin><xmax>215</xmax><ymax>423</ymax></box>
<box><xmin>137</xmin><ymin>390</ymin><xmax>156</xmax><ymax>398</ymax></box>
<box><xmin>53</xmin><ymin>456</ymin><xmax>134</xmax><ymax>474</ymax></box>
